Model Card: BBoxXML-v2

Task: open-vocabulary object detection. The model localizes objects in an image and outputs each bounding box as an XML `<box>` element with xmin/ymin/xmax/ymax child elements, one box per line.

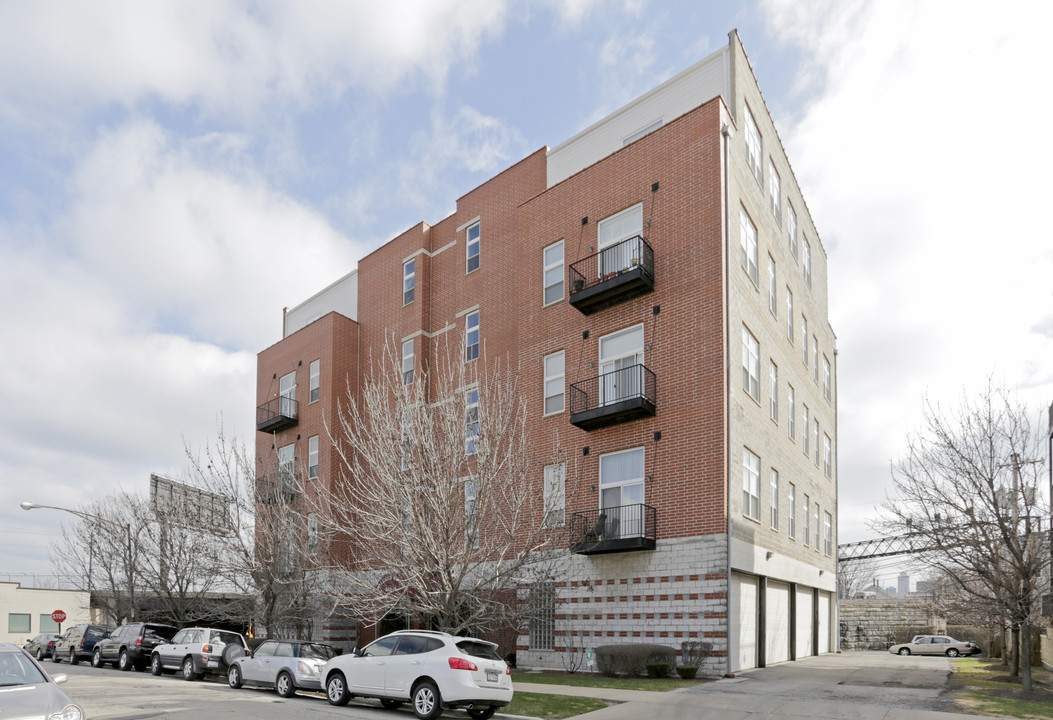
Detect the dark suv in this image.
<box><xmin>92</xmin><ymin>622</ymin><xmax>178</xmax><ymax>671</ymax></box>
<box><xmin>52</xmin><ymin>623</ymin><xmax>114</xmax><ymax>665</ymax></box>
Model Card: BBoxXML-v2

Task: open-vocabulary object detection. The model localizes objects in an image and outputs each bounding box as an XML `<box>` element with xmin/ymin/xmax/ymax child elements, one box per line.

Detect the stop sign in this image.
<box><xmin>51</xmin><ymin>610</ymin><xmax>66</xmax><ymax>623</ymax></box>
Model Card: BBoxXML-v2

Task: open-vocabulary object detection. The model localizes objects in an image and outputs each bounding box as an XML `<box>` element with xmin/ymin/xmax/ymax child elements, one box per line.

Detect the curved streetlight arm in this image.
<box><xmin>21</xmin><ymin>501</ymin><xmax>128</xmax><ymax>533</ymax></box>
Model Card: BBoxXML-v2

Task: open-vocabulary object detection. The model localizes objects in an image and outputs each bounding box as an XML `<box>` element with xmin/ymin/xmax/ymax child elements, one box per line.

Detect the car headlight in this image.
<box><xmin>49</xmin><ymin>704</ymin><xmax>84</xmax><ymax>720</ymax></box>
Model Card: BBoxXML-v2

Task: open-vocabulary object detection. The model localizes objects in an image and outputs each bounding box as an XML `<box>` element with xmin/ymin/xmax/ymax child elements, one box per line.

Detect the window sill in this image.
<box><xmin>542</xmin><ymin>297</ymin><xmax>564</xmax><ymax>308</ymax></box>
<box><xmin>542</xmin><ymin>409</ymin><xmax>564</xmax><ymax>419</ymax></box>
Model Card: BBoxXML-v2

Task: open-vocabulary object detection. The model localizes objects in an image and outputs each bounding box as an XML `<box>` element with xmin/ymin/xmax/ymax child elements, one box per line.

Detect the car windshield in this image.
<box><xmin>300</xmin><ymin>644</ymin><xmax>336</xmax><ymax>660</ymax></box>
<box><xmin>456</xmin><ymin>640</ymin><xmax>501</xmax><ymax>661</ymax></box>
<box><xmin>0</xmin><ymin>653</ymin><xmax>47</xmax><ymax>686</ymax></box>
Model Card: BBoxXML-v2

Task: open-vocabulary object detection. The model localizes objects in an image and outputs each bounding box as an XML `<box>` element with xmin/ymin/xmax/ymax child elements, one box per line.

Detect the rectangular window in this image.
<box><xmin>465</xmin><ymin>311</ymin><xmax>480</xmax><ymax>362</ymax></box>
<box><xmin>599</xmin><ymin>447</ymin><xmax>646</xmax><ymax>539</ymax></box>
<box><xmin>597</xmin><ymin>204</ymin><xmax>644</xmax><ymax>278</ymax></box>
<box><xmin>769</xmin><ymin>469</ymin><xmax>779</xmax><ymax>530</ymax></box>
<box><xmin>814</xmin><ymin>419</ymin><xmax>821</xmax><ymax>466</ymax></box>
<box><xmin>278</xmin><ymin>443</ymin><xmax>295</xmax><ymax>490</ymax></box>
<box><xmin>813</xmin><ymin>336</ymin><xmax>820</xmax><ymax>383</ymax></box>
<box><xmin>543</xmin><ymin>351</ymin><xmax>565</xmax><ymax>415</ymax></box>
<box><xmin>824</xmin><ymin>433</ymin><xmax>832</xmax><ymax>478</ymax></box>
<box><xmin>823</xmin><ymin>355</ymin><xmax>832</xmax><ymax>401</ymax></box>
<box><xmin>309</xmin><ymin>359</ymin><xmax>320</xmax><ymax>403</ymax></box>
<box><xmin>8</xmin><ymin>613</ymin><xmax>30</xmax><ymax>633</ymax></box>
<box><xmin>466</xmin><ymin>223</ymin><xmax>480</xmax><ymax>273</ymax></box>
<box><xmin>403</xmin><ymin>258</ymin><xmax>415</xmax><ymax>305</ymax></box>
<box><xmin>745</xmin><ymin>105</ymin><xmax>762</xmax><ymax>182</ymax></box>
<box><xmin>742</xmin><ymin>326</ymin><xmax>759</xmax><ymax>401</ymax></box>
<box><xmin>788</xmin><ymin>483</ymin><xmax>797</xmax><ymax>539</ymax></box>
<box><xmin>787</xmin><ymin>202</ymin><xmax>798</xmax><ymax>259</ymax></box>
<box><xmin>769</xmin><ymin>159</ymin><xmax>780</xmax><ymax>221</ymax></box>
<box><xmin>39</xmin><ymin>614</ymin><xmax>60</xmax><ymax>632</ymax></box>
<box><xmin>803</xmin><ymin>405</ymin><xmax>810</xmax><ymax>455</ymax></box>
<box><xmin>786</xmin><ymin>289</ymin><xmax>794</xmax><ymax>342</ymax></box>
<box><xmin>465</xmin><ymin>478</ymin><xmax>479</xmax><ymax>546</ymax></box>
<box><xmin>768</xmin><ymin>255</ymin><xmax>777</xmax><ymax>315</ymax></box>
<box><xmin>465</xmin><ymin>388</ymin><xmax>479</xmax><ymax>455</ymax></box>
<box><xmin>279</xmin><ymin>370</ymin><xmax>296</xmax><ymax>416</ymax></box>
<box><xmin>801</xmin><ymin>316</ymin><xmax>808</xmax><ymax>365</ymax></box>
<box><xmin>402</xmin><ymin>339</ymin><xmax>415</xmax><ymax>386</ymax></box>
<box><xmin>742</xmin><ymin>448</ymin><xmax>761</xmax><ymax>521</ymax></box>
<box><xmin>529</xmin><ymin>582</ymin><xmax>555</xmax><ymax>651</ymax></box>
<box><xmin>598</xmin><ymin>325</ymin><xmax>645</xmax><ymax>406</ymax></box>
<box><xmin>308</xmin><ymin>435</ymin><xmax>319</xmax><ymax>480</ymax></box>
<box><xmin>787</xmin><ymin>384</ymin><xmax>796</xmax><ymax>440</ymax></box>
<box><xmin>307</xmin><ymin>513</ymin><xmax>318</xmax><ymax>554</ymax></box>
<box><xmin>803</xmin><ymin>237</ymin><xmax>812</xmax><ymax>287</ymax></box>
<box><xmin>543</xmin><ymin>462</ymin><xmax>566</xmax><ymax>527</ymax></box>
<box><xmin>739</xmin><ymin>208</ymin><xmax>758</xmax><ymax>285</ymax></box>
<box><xmin>543</xmin><ymin>240</ymin><xmax>564</xmax><ymax>306</ymax></box>
<box><xmin>824</xmin><ymin>511</ymin><xmax>833</xmax><ymax>556</ymax></box>
<box><xmin>769</xmin><ymin>361</ymin><xmax>778</xmax><ymax>422</ymax></box>
<box><xmin>814</xmin><ymin>503</ymin><xmax>821</xmax><ymax>550</ymax></box>
<box><xmin>803</xmin><ymin>493</ymin><xmax>811</xmax><ymax>546</ymax></box>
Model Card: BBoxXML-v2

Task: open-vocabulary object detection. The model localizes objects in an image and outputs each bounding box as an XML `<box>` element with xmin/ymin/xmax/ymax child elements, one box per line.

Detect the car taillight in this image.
<box><xmin>448</xmin><ymin>657</ymin><xmax>478</xmax><ymax>671</ymax></box>
<box><xmin>134</xmin><ymin>638</ymin><xmax>142</xmax><ymax>647</ymax></box>
<box><xmin>202</xmin><ymin>644</ymin><xmax>212</xmax><ymax>654</ymax></box>
<box><xmin>506</xmin><ymin>665</ymin><xmax>511</xmax><ymax>675</ymax></box>
<box><xmin>79</xmin><ymin>639</ymin><xmax>85</xmax><ymax>648</ymax></box>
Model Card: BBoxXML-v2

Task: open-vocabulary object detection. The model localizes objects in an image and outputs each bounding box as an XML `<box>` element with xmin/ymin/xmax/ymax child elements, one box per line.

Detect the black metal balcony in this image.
<box><xmin>568</xmin><ymin>235</ymin><xmax>654</xmax><ymax>314</ymax></box>
<box><xmin>569</xmin><ymin>503</ymin><xmax>657</xmax><ymax>555</ymax></box>
<box><xmin>257</xmin><ymin>470</ymin><xmax>298</xmax><ymax>504</ymax></box>
<box><xmin>569</xmin><ymin>364</ymin><xmax>656</xmax><ymax>430</ymax></box>
<box><xmin>257</xmin><ymin>396</ymin><xmax>299</xmax><ymax>433</ymax></box>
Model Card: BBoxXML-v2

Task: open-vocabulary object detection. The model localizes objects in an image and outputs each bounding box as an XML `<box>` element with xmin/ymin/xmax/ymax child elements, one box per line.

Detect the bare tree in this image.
<box><xmin>876</xmin><ymin>381</ymin><xmax>1049</xmax><ymax>690</ymax></box>
<box><xmin>837</xmin><ymin>558</ymin><xmax>878</xmax><ymax>599</ymax></box>
<box><xmin>313</xmin><ymin>337</ymin><xmax>566</xmax><ymax>638</ymax></box>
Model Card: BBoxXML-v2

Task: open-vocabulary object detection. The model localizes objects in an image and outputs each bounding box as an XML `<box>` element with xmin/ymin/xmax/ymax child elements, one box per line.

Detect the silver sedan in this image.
<box><xmin>227</xmin><ymin>639</ymin><xmax>336</xmax><ymax>698</ymax></box>
<box><xmin>0</xmin><ymin>642</ymin><xmax>84</xmax><ymax>719</ymax></box>
<box><xmin>888</xmin><ymin>635</ymin><xmax>981</xmax><ymax>657</ymax></box>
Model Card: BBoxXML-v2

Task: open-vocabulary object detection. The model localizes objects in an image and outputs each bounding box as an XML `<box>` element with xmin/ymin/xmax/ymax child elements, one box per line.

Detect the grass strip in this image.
<box><xmin>953</xmin><ymin>657</ymin><xmax>1053</xmax><ymax>719</ymax></box>
<box><xmin>512</xmin><ymin>670</ymin><xmax>698</xmax><ymax>692</ymax></box>
<box><xmin>503</xmin><ymin>691</ymin><xmax>607</xmax><ymax>719</ymax></box>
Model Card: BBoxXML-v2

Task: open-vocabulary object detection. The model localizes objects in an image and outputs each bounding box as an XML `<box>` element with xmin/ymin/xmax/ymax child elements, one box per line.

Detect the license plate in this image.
<box><xmin>207</xmin><ymin>661</ymin><xmax>218</xmax><ymax>668</ymax></box>
<box><xmin>485</xmin><ymin>670</ymin><xmax>498</xmax><ymax>683</ymax></box>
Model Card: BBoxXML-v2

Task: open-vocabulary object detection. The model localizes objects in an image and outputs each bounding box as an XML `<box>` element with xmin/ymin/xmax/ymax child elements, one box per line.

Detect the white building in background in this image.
<box><xmin>0</xmin><ymin>582</ymin><xmax>90</xmax><ymax>645</ymax></box>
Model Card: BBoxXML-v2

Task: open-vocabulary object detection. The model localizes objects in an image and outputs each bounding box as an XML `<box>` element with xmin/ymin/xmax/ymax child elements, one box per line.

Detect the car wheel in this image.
<box><xmin>69</xmin><ymin>648</ymin><xmax>79</xmax><ymax>666</ymax></box>
<box><xmin>947</xmin><ymin>648</ymin><xmax>960</xmax><ymax>657</ymax></box>
<box><xmin>412</xmin><ymin>681</ymin><xmax>442</xmax><ymax>720</ymax></box>
<box><xmin>467</xmin><ymin>707</ymin><xmax>497</xmax><ymax>720</ymax></box>
<box><xmin>36</xmin><ymin>648</ymin><xmax>44</xmax><ymax>661</ymax></box>
<box><xmin>326</xmin><ymin>672</ymin><xmax>351</xmax><ymax>706</ymax></box>
<box><xmin>52</xmin><ymin>649</ymin><xmax>62</xmax><ymax>663</ymax></box>
<box><xmin>228</xmin><ymin>664</ymin><xmax>243</xmax><ymax>689</ymax></box>
<box><xmin>381</xmin><ymin>699</ymin><xmax>404</xmax><ymax>710</ymax></box>
<box><xmin>91</xmin><ymin>649</ymin><xmax>104</xmax><ymax>668</ymax></box>
<box><xmin>898</xmin><ymin>648</ymin><xmax>911</xmax><ymax>656</ymax></box>
<box><xmin>151</xmin><ymin>654</ymin><xmax>164</xmax><ymax>676</ymax></box>
<box><xmin>276</xmin><ymin>671</ymin><xmax>296</xmax><ymax>698</ymax></box>
<box><xmin>182</xmin><ymin>656</ymin><xmax>201</xmax><ymax>681</ymax></box>
<box><xmin>119</xmin><ymin>650</ymin><xmax>133</xmax><ymax>671</ymax></box>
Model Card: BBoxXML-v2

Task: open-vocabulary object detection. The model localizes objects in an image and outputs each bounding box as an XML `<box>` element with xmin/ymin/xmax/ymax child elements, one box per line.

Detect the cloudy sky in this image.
<box><xmin>2</xmin><ymin>1</ymin><xmax>1050</xmax><ymax>587</ymax></box>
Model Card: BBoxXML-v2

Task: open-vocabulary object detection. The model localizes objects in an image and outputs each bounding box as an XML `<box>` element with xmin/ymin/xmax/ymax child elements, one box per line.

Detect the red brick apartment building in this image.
<box><xmin>255</xmin><ymin>31</ymin><xmax>837</xmax><ymax>676</ymax></box>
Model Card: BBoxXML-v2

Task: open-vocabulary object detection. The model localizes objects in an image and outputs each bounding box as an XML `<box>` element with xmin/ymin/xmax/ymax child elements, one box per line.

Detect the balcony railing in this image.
<box><xmin>257</xmin><ymin>395</ymin><xmax>299</xmax><ymax>433</ymax></box>
<box><xmin>257</xmin><ymin>470</ymin><xmax>298</xmax><ymax>504</ymax></box>
<box><xmin>568</xmin><ymin>235</ymin><xmax>654</xmax><ymax>314</ymax></box>
<box><xmin>569</xmin><ymin>364</ymin><xmax>656</xmax><ymax>430</ymax></box>
<box><xmin>569</xmin><ymin>503</ymin><xmax>657</xmax><ymax>555</ymax></box>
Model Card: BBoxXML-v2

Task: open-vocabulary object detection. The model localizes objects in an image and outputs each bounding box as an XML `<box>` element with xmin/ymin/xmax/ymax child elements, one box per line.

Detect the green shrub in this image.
<box><xmin>645</xmin><ymin>661</ymin><xmax>669</xmax><ymax>678</ymax></box>
<box><xmin>595</xmin><ymin>644</ymin><xmax>676</xmax><ymax>677</ymax></box>
<box><xmin>675</xmin><ymin>665</ymin><xmax>698</xmax><ymax>679</ymax></box>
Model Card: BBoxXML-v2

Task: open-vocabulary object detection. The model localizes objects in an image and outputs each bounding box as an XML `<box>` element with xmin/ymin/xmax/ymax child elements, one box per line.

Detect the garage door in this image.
<box><xmin>730</xmin><ymin>573</ymin><xmax>758</xmax><ymax>672</ymax></box>
<box><xmin>818</xmin><ymin>591</ymin><xmax>832</xmax><ymax>654</ymax></box>
<box><xmin>765</xmin><ymin>580</ymin><xmax>790</xmax><ymax>664</ymax></box>
<box><xmin>795</xmin><ymin>586</ymin><xmax>813</xmax><ymax>658</ymax></box>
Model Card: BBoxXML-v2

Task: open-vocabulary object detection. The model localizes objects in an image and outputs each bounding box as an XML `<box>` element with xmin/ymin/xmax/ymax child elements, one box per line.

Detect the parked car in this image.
<box><xmin>322</xmin><ymin>630</ymin><xmax>513</xmax><ymax>720</ymax></box>
<box><xmin>889</xmin><ymin>635</ymin><xmax>982</xmax><ymax>657</ymax></box>
<box><xmin>93</xmin><ymin>621</ymin><xmax>178</xmax><ymax>671</ymax></box>
<box><xmin>227</xmin><ymin>638</ymin><xmax>336</xmax><ymax>697</ymax></box>
<box><xmin>22</xmin><ymin>633</ymin><xmax>60</xmax><ymax>661</ymax></box>
<box><xmin>52</xmin><ymin>623</ymin><xmax>115</xmax><ymax>665</ymax></box>
<box><xmin>151</xmin><ymin>627</ymin><xmax>249</xmax><ymax>680</ymax></box>
<box><xmin>0</xmin><ymin>642</ymin><xmax>84</xmax><ymax>720</ymax></box>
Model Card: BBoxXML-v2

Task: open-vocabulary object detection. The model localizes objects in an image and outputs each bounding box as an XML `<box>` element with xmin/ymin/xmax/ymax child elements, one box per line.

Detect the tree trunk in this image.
<box><xmin>1010</xmin><ymin>625</ymin><xmax>1020</xmax><ymax>678</ymax></box>
<box><xmin>1021</xmin><ymin>621</ymin><xmax>1032</xmax><ymax>691</ymax></box>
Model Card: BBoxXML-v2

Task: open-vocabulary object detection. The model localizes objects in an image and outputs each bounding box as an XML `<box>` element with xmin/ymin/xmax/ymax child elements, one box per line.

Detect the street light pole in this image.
<box><xmin>20</xmin><ymin>501</ymin><xmax>136</xmax><ymax>621</ymax></box>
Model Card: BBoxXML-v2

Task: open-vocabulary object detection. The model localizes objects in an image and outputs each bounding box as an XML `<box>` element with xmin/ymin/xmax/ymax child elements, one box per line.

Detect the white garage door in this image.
<box><xmin>731</xmin><ymin>573</ymin><xmax>758</xmax><ymax>672</ymax></box>
<box><xmin>795</xmin><ymin>586</ymin><xmax>813</xmax><ymax>658</ymax></box>
<box><xmin>765</xmin><ymin>581</ymin><xmax>790</xmax><ymax>665</ymax></box>
<box><xmin>818</xmin><ymin>591</ymin><xmax>832</xmax><ymax>654</ymax></box>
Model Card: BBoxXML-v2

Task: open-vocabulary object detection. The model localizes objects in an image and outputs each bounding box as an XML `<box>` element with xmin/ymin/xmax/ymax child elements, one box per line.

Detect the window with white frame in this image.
<box><xmin>803</xmin><ymin>492</ymin><xmax>810</xmax><ymax>546</ymax></box>
<box><xmin>597</xmin><ymin>204</ymin><xmax>643</xmax><ymax>277</ymax></box>
<box><xmin>769</xmin><ymin>159</ymin><xmax>780</xmax><ymax>221</ymax></box>
<box><xmin>787</xmin><ymin>384</ymin><xmax>796</xmax><ymax>440</ymax></box>
<box><xmin>465</xmin><ymin>311</ymin><xmax>479</xmax><ymax>362</ymax></box>
<box><xmin>801</xmin><ymin>316</ymin><xmax>808</xmax><ymax>366</ymax></box>
<box><xmin>769</xmin><ymin>468</ymin><xmax>779</xmax><ymax>530</ymax></box>
<box><xmin>823</xmin><ymin>433</ymin><xmax>832</xmax><ymax>478</ymax></box>
<box><xmin>465</xmin><ymin>388</ymin><xmax>479</xmax><ymax>455</ymax></box>
<box><xmin>598</xmin><ymin>325</ymin><xmax>645</xmax><ymax>406</ymax></box>
<box><xmin>802</xmin><ymin>405</ymin><xmax>810</xmax><ymax>455</ymax></box>
<box><xmin>543</xmin><ymin>240</ymin><xmax>564</xmax><ymax>305</ymax></box>
<box><xmin>308</xmin><ymin>435</ymin><xmax>319</xmax><ymax>480</ymax></box>
<box><xmin>403</xmin><ymin>258</ymin><xmax>415</xmax><ymax>305</ymax></box>
<box><xmin>814</xmin><ymin>503</ymin><xmax>821</xmax><ymax>550</ymax></box>
<box><xmin>787</xmin><ymin>202</ymin><xmax>798</xmax><ymax>259</ymax></box>
<box><xmin>786</xmin><ymin>289</ymin><xmax>794</xmax><ymax>342</ymax></box>
<box><xmin>823</xmin><ymin>355</ymin><xmax>832</xmax><ymax>400</ymax></box>
<box><xmin>599</xmin><ymin>448</ymin><xmax>645</xmax><ymax>538</ymax></box>
<box><xmin>278</xmin><ymin>443</ymin><xmax>295</xmax><ymax>490</ymax></box>
<box><xmin>788</xmin><ymin>483</ymin><xmax>796</xmax><ymax>539</ymax></box>
<box><xmin>742</xmin><ymin>325</ymin><xmax>760</xmax><ymax>401</ymax></box>
<box><xmin>543</xmin><ymin>351</ymin><xmax>565</xmax><ymax>415</ymax></box>
<box><xmin>768</xmin><ymin>255</ymin><xmax>777</xmax><ymax>315</ymax></box>
<box><xmin>543</xmin><ymin>462</ymin><xmax>566</xmax><ymax>527</ymax></box>
<box><xmin>744</xmin><ymin>105</ymin><xmax>762</xmax><ymax>181</ymax></box>
<box><xmin>8</xmin><ymin>613</ymin><xmax>30</xmax><ymax>633</ymax></box>
<box><xmin>402</xmin><ymin>339</ymin><xmax>414</xmax><ymax>386</ymax></box>
<box><xmin>466</xmin><ymin>222</ymin><xmax>480</xmax><ymax>273</ymax></box>
<box><xmin>465</xmin><ymin>478</ymin><xmax>478</xmax><ymax>544</ymax></box>
<box><xmin>814</xmin><ymin>419</ymin><xmax>821</xmax><ymax>466</ymax></box>
<box><xmin>739</xmin><ymin>208</ymin><xmax>758</xmax><ymax>285</ymax></box>
<box><xmin>529</xmin><ymin>582</ymin><xmax>555</xmax><ymax>650</ymax></box>
<box><xmin>823</xmin><ymin>511</ymin><xmax>833</xmax><ymax>555</ymax></box>
<box><xmin>742</xmin><ymin>448</ymin><xmax>761</xmax><ymax>521</ymax></box>
<box><xmin>769</xmin><ymin>361</ymin><xmax>778</xmax><ymax>422</ymax></box>
<box><xmin>279</xmin><ymin>371</ymin><xmax>296</xmax><ymax>416</ymax></box>
<box><xmin>803</xmin><ymin>237</ymin><xmax>812</xmax><ymax>287</ymax></box>
<box><xmin>309</xmin><ymin>359</ymin><xmax>320</xmax><ymax>403</ymax></box>
<box><xmin>813</xmin><ymin>336</ymin><xmax>820</xmax><ymax>383</ymax></box>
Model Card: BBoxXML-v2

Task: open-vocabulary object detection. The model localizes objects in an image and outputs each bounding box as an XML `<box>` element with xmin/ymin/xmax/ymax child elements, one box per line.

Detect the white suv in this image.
<box><xmin>322</xmin><ymin>630</ymin><xmax>513</xmax><ymax>720</ymax></box>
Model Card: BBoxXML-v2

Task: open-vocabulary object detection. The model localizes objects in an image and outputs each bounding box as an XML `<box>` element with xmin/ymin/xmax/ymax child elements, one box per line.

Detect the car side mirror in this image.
<box><xmin>352</xmin><ymin>646</ymin><xmax>363</xmax><ymax>657</ymax></box>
